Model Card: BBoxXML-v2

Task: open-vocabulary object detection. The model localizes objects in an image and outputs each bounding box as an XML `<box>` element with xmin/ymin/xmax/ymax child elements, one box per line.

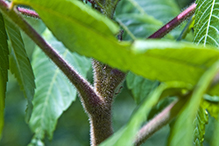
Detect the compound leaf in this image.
<box><xmin>194</xmin><ymin>0</ymin><xmax>219</xmax><ymax>47</ymax></box>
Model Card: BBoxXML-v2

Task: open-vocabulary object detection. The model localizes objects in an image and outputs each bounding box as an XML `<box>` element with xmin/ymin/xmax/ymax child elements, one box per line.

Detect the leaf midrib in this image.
<box><xmin>204</xmin><ymin>0</ymin><xmax>215</xmax><ymax>45</ymax></box>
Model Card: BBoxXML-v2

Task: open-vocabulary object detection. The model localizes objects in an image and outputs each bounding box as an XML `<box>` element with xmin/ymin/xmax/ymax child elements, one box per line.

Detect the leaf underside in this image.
<box><xmin>29</xmin><ymin>29</ymin><xmax>91</xmax><ymax>140</ymax></box>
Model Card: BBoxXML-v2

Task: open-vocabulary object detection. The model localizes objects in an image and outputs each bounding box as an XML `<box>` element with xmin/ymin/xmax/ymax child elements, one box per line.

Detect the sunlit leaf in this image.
<box><xmin>0</xmin><ymin>13</ymin><xmax>8</xmax><ymax>138</ymax></box>
<box><xmin>29</xmin><ymin>29</ymin><xmax>91</xmax><ymax>140</ymax></box>
<box><xmin>12</xmin><ymin>0</ymin><xmax>219</xmax><ymax>95</ymax></box>
<box><xmin>4</xmin><ymin>19</ymin><xmax>35</xmax><ymax>122</ymax></box>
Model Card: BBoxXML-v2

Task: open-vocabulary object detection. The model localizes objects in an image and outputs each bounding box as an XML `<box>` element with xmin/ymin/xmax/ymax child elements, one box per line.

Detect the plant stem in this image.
<box><xmin>148</xmin><ymin>3</ymin><xmax>197</xmax><ymax>39</ymax></box>
<box><xmin>17</xmin><ymin>7</ymin><xmax>39</xmax><ymax>18</ymax></box>
<box><xmin>134</xmin><ymin>95</ymin><xmax>189</xmax><ymax>146</ymax></box>
<box><xmin>90</xmin><ymin>0</ymin><xmax>126</xmax><ymax>145</ymax></box>
<box><xmin>0</xmin><ymin>0</ymin><xmax>102</xmax><ymax>115</ymax></box>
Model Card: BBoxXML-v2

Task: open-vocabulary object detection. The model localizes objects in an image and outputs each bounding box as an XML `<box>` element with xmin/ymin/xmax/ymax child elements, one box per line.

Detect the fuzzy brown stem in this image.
<box><xmin>134</xmin><ymin>95</ymin><xmax>189</xmax><ymax>146</ymax></box>
<box><xmin>148</xmin><ymin>3</ymin><xmax>196</xmax><ymax>39</ymax></box>
<box><xmin>90</xmin><ymin>0</ymin><xmax>126</xmax><ymax>144</ymax></box>
<box><xmin>91</xmin><ymin>55</ymin><xmax>125</xmax><ymax>146</ymax></box>
<box><xmin>89</xmin><ymin>107</ymin><xmax>113</xmax><ymax>146</ymax></box>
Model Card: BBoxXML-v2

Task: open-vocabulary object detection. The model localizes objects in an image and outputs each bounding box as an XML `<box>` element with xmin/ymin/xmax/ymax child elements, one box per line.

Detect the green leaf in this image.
<box><xmin>4</xmin><ymin>19</ymin><xmax>35</xmax><ymax>122</ymax></box>
<box><xmin>0</xmin><ymin>13</ymin><xmax>8</xmax><ymax>138</ymax></box>
<box><xmin>126</xmin><ymin>72</ymin><xmax>159</xmax><ymax>104</ymax></box>
<box><xmin>134</xmin><ymin>0</ymin><xmax>180</xmax><ymax>23</ymax></box>
<box><xmin>100</xmin><ymin>82</ymin><xmax>191</xmax><ymax>146</ymax></box>
<box><xmin>29</xmin><ymin>29</ymin><xmax>91</xmax><ymax>140</ymax></box>
<box><xmin>13</xmin><ymin>0</ymin><xmax>119</xmax><ymax>36</ymax></box>
<box><xmin>116</xmin><ymin>0</ymin><xmax>180</xmax><ymax>23</ymax></box>
<box><xmin>168</xmin><ymin>59</ymin><xmax>219</xmax><ymax>146</ymax></box>
<box><xmin>194</xmin><ymin>0</ymin><xmax>219</xmax><ymax>46</ymax></box>
<box><xmin>12</xmin><ymin>0</ymin><xmax>219</xmax><ymax>95</ymax></box>
<box><xmin>131</xmin><ymin>40</ymin><xmax>219</xmax><ymax>90</ymax></box>
<box><xmin>12</xmin><ymin>0</ymin><xmax>128</xmax><ymax>68</ymax></box>
<box><xmin>116</xmin><ymin>13</ymin><xmax>163</xmax><ymax>40</ymax></box>
<box><xmin>193</xmin><ymin>107</ymin><xmax>208</xmax><ymax>146</ymax></box>
<box><xmin>147</xmin><ymin>97</ymin><xmax>175</xmax><ymax>120</ymax></box>
<box><xmin>115</xmin><ymin>0</ymin><xmax>180</xmax><ymax>40</ymax></box>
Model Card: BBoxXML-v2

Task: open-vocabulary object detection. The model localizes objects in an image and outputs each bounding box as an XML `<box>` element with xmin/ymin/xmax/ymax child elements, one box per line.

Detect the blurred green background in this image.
<box><xmin>1</xmin><ymin>0</ymin><xmax>216</xmax><ymax>146</ymax></box>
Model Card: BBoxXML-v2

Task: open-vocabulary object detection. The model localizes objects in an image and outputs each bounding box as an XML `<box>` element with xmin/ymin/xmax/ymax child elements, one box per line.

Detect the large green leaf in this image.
<box><xmin>100</xmin><ymin>82</ymin><xmax>191</xmax><ymax>146</ymax></box>
<box><xmin>13</xmin><ymin>0</ymin><xmax>119</xmax><ymax>36</ymax></box>
<box><xmin>29</xmin><ymin>29</ymin><xmax>91</xmax><ymax>142</ymax></box>
<box><xmin>168</xmin><ymin>60</ymin><xmax>219</xmax><ymax>146</ymax></box>
<box><xmin>126</xmin><ymin>72</ymin><xmax>159</xmax><ymax>104</ymax></box>
<box><xmin>12</xmin><ymin>0</ymin><xmax>219</xmax><ymax>95</ymax></box>
<box><xmin>0</xmin><ymin>13</ymin><xmax>8</xmax><ymax>138</ymax></box>
<box><xmin>194</xmin><ymin>0</ymin><xmax>219</xmax><ymax>46</ymax></box>
<box><xmin>4</xmin><ymin>19</ymin><xmax>35</xmax><ymax>122</ymax></box>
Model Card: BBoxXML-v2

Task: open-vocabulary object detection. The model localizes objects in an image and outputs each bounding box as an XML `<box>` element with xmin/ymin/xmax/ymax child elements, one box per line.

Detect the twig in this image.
<box><xmin>17</xmin><ymin>7</ymin><xmax>39</xmax><ymax>18</ymax></box>
<box><xmin>148</xmin><ymin>3</ymin><xmax>197</xmax><ymax>39</ymax></box>
<box><xmin>134</xmin><ymin>95</ymin><xmax>189</xmax><ymax>146</ymax></box>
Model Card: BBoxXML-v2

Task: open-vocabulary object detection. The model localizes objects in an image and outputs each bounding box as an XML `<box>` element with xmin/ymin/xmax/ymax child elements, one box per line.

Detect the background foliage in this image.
<box><xmin>1</xmin><ymin>0</ymin><xmax>218</xmax><ymax>146</ymax></box>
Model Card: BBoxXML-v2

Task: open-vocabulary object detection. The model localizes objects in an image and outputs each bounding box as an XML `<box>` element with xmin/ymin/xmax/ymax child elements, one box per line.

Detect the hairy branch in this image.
<box><xmin>148</xmin><ymin>3</ymin><xmax>196</xmax><ymax>39</ymax></box>
<box><xmin>0</xmin><ymin>0</ymin><xmax>102</xmax><ymax>113</ymax></box>
<box><xmin>134</xmin><ymin>95</ymin><xmax>189</xmax><ymax>146</ymax></box>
